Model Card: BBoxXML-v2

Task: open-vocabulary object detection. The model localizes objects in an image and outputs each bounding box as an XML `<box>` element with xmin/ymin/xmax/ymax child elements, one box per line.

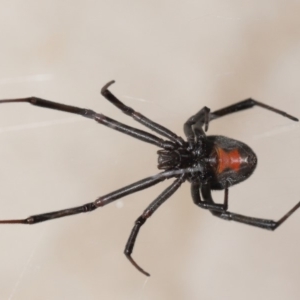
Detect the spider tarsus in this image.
<box><xmin>0</xmin><ymin>98</ymin><xmax>28</xmax><ymax>104</ymax></box>
<box><xmin>126</xmin><ymin>255</ymin><xmax>150</xmax><ymax>277</ymax></box>
<box><xmin>275</xmin><ymin>200</ymin><xmax>300</xmax><ymax>229</ymax></box>
<box><xmin>281</xmin><ymin>111</ymin><xmax>298</xmax><ymax>121</ymax></box>
<box><xmin>289</xmin><ymin>115</ymin><xmax>299</xmax><ymax>122</ymax></box>
<box><xmin>0</xmin><ymin>219</ymin><xmax>27</xmax><ymax>224</ymax></box>
<box><xmin>101</xmin><ymin>80</ymin><xmax>116</xmax><ymax>94</ymax></box>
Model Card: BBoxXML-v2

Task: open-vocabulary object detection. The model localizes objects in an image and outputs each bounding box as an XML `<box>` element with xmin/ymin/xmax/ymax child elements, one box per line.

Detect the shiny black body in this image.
<box><xmin>0</xmin><ymin>81</ymin><xmax>299</xmax><ymax>277</ymax></box>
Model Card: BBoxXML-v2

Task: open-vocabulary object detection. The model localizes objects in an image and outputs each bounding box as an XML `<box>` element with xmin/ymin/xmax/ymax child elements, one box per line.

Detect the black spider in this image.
<box><xmin>0</xmin><ymin>81</ymin><xmax>299</xmax><ymax>276</ymax></box>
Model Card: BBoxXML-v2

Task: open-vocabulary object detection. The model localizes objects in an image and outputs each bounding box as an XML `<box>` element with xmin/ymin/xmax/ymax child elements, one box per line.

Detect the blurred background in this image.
<box><xmin>0</xmin><ymin>1</ymin><xmax>299</xmax><ymax>299</ymax></box>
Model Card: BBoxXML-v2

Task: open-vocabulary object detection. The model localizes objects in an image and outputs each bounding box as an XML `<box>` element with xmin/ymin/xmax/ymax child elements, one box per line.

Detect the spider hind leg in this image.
<box><xmin>211</xmin><ymin>201</ymin><xmax>300</xmax><ymax>230</ymax></box>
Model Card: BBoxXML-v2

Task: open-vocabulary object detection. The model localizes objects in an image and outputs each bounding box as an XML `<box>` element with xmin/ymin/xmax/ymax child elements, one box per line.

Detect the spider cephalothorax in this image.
<box><xmin>0</xmin><ymin>81</ymin><xmax>299</xmax><ymax>277</ymax></box>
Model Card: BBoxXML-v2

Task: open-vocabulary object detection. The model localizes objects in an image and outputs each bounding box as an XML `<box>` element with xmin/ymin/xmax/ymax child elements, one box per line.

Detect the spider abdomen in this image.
<box><xmin>216</xmin><ymin>148</ymin><xmax>243</xmax><ymax>174</ymax></box>
<box><xmin>207</xmin><ymin>135</ymin><xmax>257</xmax><ymax>190</ymax></box>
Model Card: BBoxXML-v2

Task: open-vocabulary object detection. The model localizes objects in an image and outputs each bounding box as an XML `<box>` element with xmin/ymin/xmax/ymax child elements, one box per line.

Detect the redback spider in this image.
<box><xmin>0</xmin><ymin>81</ymin><xmax>299</xmax><ymax>276</ymax></box>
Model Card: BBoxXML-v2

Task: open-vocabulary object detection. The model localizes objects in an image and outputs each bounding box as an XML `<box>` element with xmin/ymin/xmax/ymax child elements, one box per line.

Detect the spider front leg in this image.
<box><xmin>125</xmin><ymin>174</ymin><xmax>186</xmax><ymax>276</ymax></box>
<box><xmin>101</xmin><ymin>81</ymin><xmax>185</xmax><ymax>146</ymax></box>
<box><xmin>0</xmin><ymin>171</ymin><xmax>181</xmax><ymax>225</ymax></box>
<box><xmin>0</xmin><ymin>92</ymin><xmax>175</xmax><ymax>150</ymax></box>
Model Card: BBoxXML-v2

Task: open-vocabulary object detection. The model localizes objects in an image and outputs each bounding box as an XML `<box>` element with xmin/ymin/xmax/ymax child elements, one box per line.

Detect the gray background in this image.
<box><xmin>0</xmin><ymin>1</ymin><xmax>299</xmax><ymax>299</ymax></box>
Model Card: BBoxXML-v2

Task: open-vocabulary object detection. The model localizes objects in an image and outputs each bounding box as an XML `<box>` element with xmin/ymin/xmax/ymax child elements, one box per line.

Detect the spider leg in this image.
<box><xmin>210</xmin><ymin>98</ymin><xmax>299</xmax><ymax>122</ymax></box>
<box><xmin>0</xmin><ymin>170</ymin><xmax>183</xmax><ymax>225</ymax></box>
<box><xmin>0</xmin><ymin>203</ymin><xmax>98</xmax><ymax>224</ymax></box>
<box><xmin>191</xmin><ymin>182</ymin><xmax>228</xmax><ymax>212</ymax></box>
<box><xmin>184</xmin><ymin>99</ymin><xmax>298</xmax><ymax>144</ymax></box>
<box><xmin>210</xmin><ymin>202</ymin><xmax>300</xmax><ymax>230</ymax></box>
<box><xmin>184</xmin><ymin>106</ymin><xmax>210</xmax><ymax>144</ymax></box>
<box><xmin>124</xmin><ymin>174</ymin><xmax>186</xmax><ymax>276</ymax></box>
<box><xmin>200</xmin><ymin>185</ymin><xmax>300</xmax><ymax>230</ymax></box>
<box><xmin>101</xmin><ymin>81</ymin><xmax>186</xmax><ymax>146</ymax></box>
<box><xmin>0</xmin><ymin>97</ymin><xmax>174</xmax><ymax>150</ymax></box>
